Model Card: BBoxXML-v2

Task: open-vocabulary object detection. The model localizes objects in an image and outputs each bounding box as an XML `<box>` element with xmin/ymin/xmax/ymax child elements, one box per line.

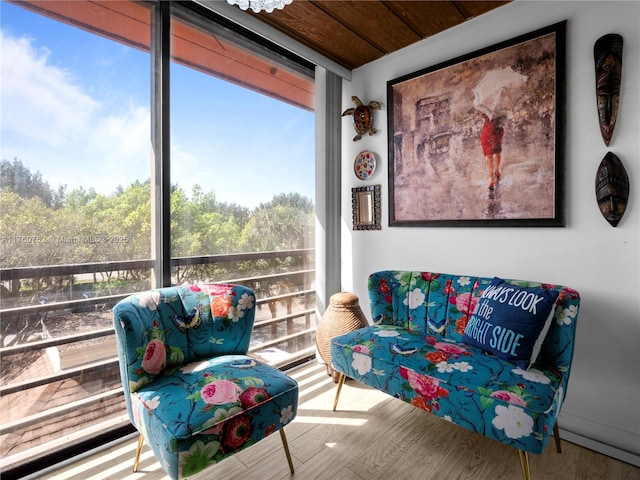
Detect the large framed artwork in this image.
<box><xmin>388</xmin><ymin>21</ymin><xmax>566</xmax><ymax>227</ymax></box>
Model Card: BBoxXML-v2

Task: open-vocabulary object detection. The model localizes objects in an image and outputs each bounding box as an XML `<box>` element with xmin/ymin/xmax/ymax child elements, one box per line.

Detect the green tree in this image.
<box><xmin>171</xmin><ymin>185</ymin><xmax>245</xmax><ymax>257</ymax></box>
<box><xmin>81</xmin><ymin>180</ymin><xmax>152</xmax><ymax>261</ymax></box>
<box><xmin>0</xmin><ymin>158</ymin><xmax>65</xmax><ymax>209</ymax></box>
<box><xmin>241</xmin><ymin>193</ymin><xmax>314</xmax><ymax>252</ymax></box>
<box><xmin>64</xmin><ymin>186</ymin><xmax>98</xmax><ymax>210</ymax></box>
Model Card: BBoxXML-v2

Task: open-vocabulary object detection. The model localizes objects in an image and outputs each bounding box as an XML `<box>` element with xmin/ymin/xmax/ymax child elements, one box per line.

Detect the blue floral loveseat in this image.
<box><xmin>331</xmin><ymin>271</ymin><xmax>580</xmax><ymax>479</ymax></box>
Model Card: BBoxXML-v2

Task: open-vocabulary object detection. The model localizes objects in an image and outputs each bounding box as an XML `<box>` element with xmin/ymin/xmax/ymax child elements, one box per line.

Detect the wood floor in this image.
<box><xmin>38</xmin><ymin>361</ymin><xmax>639</xmax><ymax>480</ymax></box>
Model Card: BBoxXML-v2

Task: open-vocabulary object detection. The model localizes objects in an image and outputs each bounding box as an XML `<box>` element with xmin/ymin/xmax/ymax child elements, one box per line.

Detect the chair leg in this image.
<box><xmin>553</xmin><ymin>421</ymin><xmax>562</xmax><ymax>453</ymax></box>
<box><xmin>333</xmin><ymin>373</ymin><xmax>346</xmax><ymax>412</ymax></box>
<box><xmin>518</xmin><ymin>450</ymin><xmax>531</xmax><ymax>480</ymax></box>
<box><xmin>133</xmin><ymin>433</ymin><xmax>144</xmax><ymax>472</ymax></box>
<box><xmin>279</xmin><ymin>428</ymin><xmax>294</xmax><ymax>474</ymax></box>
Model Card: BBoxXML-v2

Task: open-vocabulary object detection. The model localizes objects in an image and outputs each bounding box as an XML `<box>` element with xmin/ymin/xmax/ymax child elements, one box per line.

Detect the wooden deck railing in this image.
<box><xmin>0</xmin><ymin>249</ymin><xmax>316</xmax><ymax>469</ymax></box>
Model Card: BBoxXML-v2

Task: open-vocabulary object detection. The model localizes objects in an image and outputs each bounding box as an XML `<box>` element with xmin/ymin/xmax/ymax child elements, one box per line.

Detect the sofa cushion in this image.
<box><xmin>461</xmin><ymin>277</ymin><xmax>559</xmax><ymax>369</ymax></box>
<box><xmin>331</xmin><ymin>325</ymin><xmax>565</xmax><ymax>453</ymax></box>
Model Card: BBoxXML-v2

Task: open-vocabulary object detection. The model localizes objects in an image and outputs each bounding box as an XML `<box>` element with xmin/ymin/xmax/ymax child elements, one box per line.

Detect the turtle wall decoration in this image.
<box><xmin>342</xmin><ymin>96</ymin><xmax>381</xmax><ymax>142</ymax></box>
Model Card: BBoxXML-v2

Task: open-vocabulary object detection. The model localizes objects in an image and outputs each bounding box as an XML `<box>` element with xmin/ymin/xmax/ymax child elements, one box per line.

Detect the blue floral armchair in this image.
<box><xmin>112</xmin><ymin>284</ymin><xmax>298</xmax><ymax>479</ymax></box>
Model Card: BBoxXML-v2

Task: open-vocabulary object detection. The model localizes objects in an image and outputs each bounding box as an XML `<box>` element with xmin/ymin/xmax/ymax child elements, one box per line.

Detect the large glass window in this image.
<box><xmin>169</xmin><ymin>6</ymin><xmax>316</xmax><ymax>367</ymax></box>
<box><xmin>0</xmin><ymin>1</ymin><xmax>316</xmax><ymax>475</ymax></box>
<box><xmin>1</xmin><ymin>0</ymin><xmax>152</xmax><ymax>469</ymax></box>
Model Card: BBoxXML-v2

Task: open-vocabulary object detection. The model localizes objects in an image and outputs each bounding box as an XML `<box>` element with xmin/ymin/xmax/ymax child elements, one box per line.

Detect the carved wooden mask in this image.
<box><xmin>594</xmin><ymin>34</ymin><xmax>623</xmax><ymax>146</ymax></box>
<box><xmin>595</xmin><ymin>152</ymin><xmax>629</xmax><ymax>227</ymax></box>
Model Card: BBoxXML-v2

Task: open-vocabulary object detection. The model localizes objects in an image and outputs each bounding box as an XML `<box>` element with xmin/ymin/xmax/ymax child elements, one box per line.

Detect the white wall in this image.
<box><xmin>340</xmin><ymin>0</ymin><xmax>639</xmax><ymax>464</ymax></box>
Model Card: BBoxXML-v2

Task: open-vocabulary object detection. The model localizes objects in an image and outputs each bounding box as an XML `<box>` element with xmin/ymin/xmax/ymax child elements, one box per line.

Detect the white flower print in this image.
<box><xmin>404</xmin><ymin>288</ymin><xmax>426</xmax><ymax>309</ymax></box>
<box><xmin>457</xmin><ymin>276</ymin><xmax>471</xmax><ymax>287</ymax></box>
<box><xmin>512</xmin><ymin>367</ymin><xmax>551</xmax><ymax>384</ymax></box>
<box><xmin>436</xmin><ymin>361</ymin><xmax>454</xmax><ymax>373</ymax></box>
<box><xmin>453</xmin><ymin>361</ymin><xmax>473</xmax><ymax>372</ymax></box>
<box><xmin>374</xmin><ymin>328</ymin><xmax>400</xmax><ymax>338</ymax></box>
<box><xmin>280</xmin><ymin>405</ymin><xmax>295</xmax><ymax>424</ymax></box>
<box><xmin>228</xmin><ymin>305</ymin><xmax>244</xmax><ymax>323</ymax></box>
<box><xmin>555</xmin><ymin>386</ymin><xmax>564</xmax><ymax>414</ymax></box>
<box><xmin>146</xmin><ymin>395</ymin><xmax>161</xmax><ymax>410</ymax></box>
<box><xmin>137</xmin><ymin>291</ymin><xmax>161</xmax><ymax>310</ymax></box>
<box><xmin>492</xmin><ymin>405</ymin><xmax>534</xmax><ymax>439</ymax></box>
<box><xmin>351</xmin><ymin>352</ymin><xmax>372</xmax><ymax>376</ymax></box>
<box><xmin>238</xmin><ymin>293</ymin><xmax>255</xmax><ymax>310</ymax></box>
<box><xmin>556</xmin><ymin>304</ymin><xmax>578</xmax><ymax>325</ymax></box>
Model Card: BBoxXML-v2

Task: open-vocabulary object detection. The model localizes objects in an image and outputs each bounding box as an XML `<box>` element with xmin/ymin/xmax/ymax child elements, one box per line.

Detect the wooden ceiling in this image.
<box><xmin>247</xmin><ymin>1</ymin><xmax>511</xmax><ymax>70</ymax></box>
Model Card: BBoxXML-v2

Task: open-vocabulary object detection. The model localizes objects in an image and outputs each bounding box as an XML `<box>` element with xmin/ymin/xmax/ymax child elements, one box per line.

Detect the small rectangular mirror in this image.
<box><xmin>358</xmin><ymin>192</ymin><xmax>373</xmax><ymax>224</ymax></box>
<box><xmin>352</xmin><ymin>185</ymin><xmax>381</xmax><ymax>230</ymax></box>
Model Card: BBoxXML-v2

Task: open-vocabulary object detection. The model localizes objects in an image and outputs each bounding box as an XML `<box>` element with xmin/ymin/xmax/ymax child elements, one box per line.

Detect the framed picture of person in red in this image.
<box><xmin>387</xmin><ymin>21</ymin><xmax>566</xmax><ymax>227</ymax></box>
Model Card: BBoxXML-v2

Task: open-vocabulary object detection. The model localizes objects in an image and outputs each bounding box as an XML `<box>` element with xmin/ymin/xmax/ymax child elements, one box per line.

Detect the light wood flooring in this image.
<box><xmin>38</xmin><ymin>361</ymin><xmax>639</xmax><ymax>480</ymax></box>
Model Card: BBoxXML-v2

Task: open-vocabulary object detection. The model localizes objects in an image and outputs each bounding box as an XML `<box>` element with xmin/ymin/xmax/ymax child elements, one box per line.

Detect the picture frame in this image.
<box><xmin>387</xmin><ymin>21</ymin><xmax>566</xmax><ymax>227</ymax></box>
<box><xmin>352</xmin><ymin>185</ymin><xmax>381</xmax><ymax>230</ymax></box>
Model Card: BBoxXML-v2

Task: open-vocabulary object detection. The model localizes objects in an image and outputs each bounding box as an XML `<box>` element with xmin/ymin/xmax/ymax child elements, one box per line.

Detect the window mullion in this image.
<box><xmin>151</xmin><ymin>0</ymin><xmax>171</xmax><ymax>288</ymax></box>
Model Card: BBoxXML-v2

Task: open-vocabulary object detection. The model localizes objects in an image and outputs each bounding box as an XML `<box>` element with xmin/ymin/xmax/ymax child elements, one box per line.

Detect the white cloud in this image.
<box><xmin>1</xmin><ymin>32</ymin><xmax>99</xmax><ymax>145</ymax></box>
<box><xmin>1</xmin><ymin>31</ymin><xmax>150</xmax><ymax>194</ymax></box>
<box><xmin>0</xmin><ymin>28</ymin><xmax>314</xmax><ymax>206</ymax></box>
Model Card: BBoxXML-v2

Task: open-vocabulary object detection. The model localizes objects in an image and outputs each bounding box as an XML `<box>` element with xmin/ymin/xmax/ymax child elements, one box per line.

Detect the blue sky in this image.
<box><xmin>0</xmin><ymin>2</ymin><xmax>315</xmax><ymax>209</ymax></box>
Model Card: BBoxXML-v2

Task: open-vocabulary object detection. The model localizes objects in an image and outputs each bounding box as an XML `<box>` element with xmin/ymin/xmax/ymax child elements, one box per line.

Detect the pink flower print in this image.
<box><xmin>201</xmin><ymin>380</ymin><xmax>241</xmax><ymax>405</ymax></box>
<box><xmin>141</xmin><ymin>339</ymin><xmax>166</xmax><ymax>374</ymax></box>
<box><xmin>206</xmin><ymin>284</ymin><xmax>233</xmax><ymax>296</ymax></box>
<box><xmin>131</xmin><ymin>393</ymin><xmax>143</xmax><ymax>429</ymax></box>
<box><xmin>222</xmin><ymin>415</ymin><xmax>252</xmax><ymax>451</ymax></box>
<box><xmin>491</xmin><ymin>390</ymin><xmax>527</xmax><ymax>407</ymax></box>
<box><xmin>421</xmin><ymin>272</ymin><xmax>440</xmax><ymax>282</ymax></box>
<box><xmin>399</xmin><ymin>367</ymin><xmax>447</xmax><ymax>401</ymax></box>
<box><xmin>352</xmin><ymin>344</ymin><xmax>370</xmax><ymax>354</ymax></box>
<box><xmin>434</xmin><ymin>342</ymin><xmax>468</xmax><ymax>357</ymax></box>
<box><xmin>455</xmin><ymin>292</ymin><xmax>478</xmax><ymax>315</ymax></box>
<box><xmin>189</xmin><ymin>285</ymin><xmax>202</xmax><ymax>292</ymax></box>
<box><xmin>239</xmin><ymin>387</ymin><xmax>270</xmax><ymax>408</ymax></box>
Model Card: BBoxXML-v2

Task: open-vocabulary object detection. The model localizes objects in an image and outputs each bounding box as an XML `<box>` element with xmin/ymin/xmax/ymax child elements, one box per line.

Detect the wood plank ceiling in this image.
<box><xmin>247</xmin><ymin>0</ymin><xmax>511</xmax><ymax>70</ymax></box>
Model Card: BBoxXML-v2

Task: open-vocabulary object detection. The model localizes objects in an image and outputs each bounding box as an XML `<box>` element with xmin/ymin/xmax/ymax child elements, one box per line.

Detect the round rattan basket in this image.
<box><xmin>316</xmin><ymin>292</ymin><xmax>368</xmax><ymax>380</ymax></box>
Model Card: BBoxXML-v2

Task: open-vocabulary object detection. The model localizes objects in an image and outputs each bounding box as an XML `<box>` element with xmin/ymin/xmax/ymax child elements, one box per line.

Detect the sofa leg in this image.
<box><xmin>518</xmin><ymin>450</ymin><xmax>531</xmax><ymax>480</ymax></box>
<box><xmin>133</xmin><ymin>433</ymin><xmax>144</xmax><ymax>472</ymax></box>
<box><xmin>553</xmin><ymin>421</ymin><xmax>562</xmax><ymax>453</ymax></box>
<box><xmin>333</xmin><ymin>373</ymin><xmax>346</xmax><ymax>411</ymax></box>
<box><xmin>279</xmin><ymin>428</ymin><xmax>294</xmax><ymax>473</ymax></box>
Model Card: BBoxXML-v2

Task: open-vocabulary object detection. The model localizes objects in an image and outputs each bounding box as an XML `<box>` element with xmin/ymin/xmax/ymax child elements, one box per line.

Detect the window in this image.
<box><xmin>1</xmin><ymin>1</ymin><xmax>153</xmax><ymax>470</ymax></box>
<box><xmin>0</xmin><ymin>1</ymin><xmax>316</xmax><ymax>475</ymax></box>
<box><xmin>169</xmin><ymin>5</ymin><xmax>316</xmax><ymax>367</ymax></box>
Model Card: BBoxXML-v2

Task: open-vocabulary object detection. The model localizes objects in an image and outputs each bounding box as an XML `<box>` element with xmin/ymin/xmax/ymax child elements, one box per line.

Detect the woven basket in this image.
<box><xmin>316</xmin><ymin>292</ymin><xmax>368</xmax><ymax>373</ymax></box>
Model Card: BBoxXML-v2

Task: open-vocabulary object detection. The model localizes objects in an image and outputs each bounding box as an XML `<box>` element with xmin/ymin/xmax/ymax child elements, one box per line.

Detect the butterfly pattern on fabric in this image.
<box><xmin>170</xmin><ymin>304</ymin><xmax>204</xmax><ymax>332</ymax></box>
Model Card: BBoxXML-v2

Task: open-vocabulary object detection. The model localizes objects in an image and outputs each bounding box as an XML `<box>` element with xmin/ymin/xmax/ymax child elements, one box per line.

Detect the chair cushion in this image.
<box><xmin>130</xmin><ymin>355</ymin><xmax>298</xmax><ymax>478</ymax></box>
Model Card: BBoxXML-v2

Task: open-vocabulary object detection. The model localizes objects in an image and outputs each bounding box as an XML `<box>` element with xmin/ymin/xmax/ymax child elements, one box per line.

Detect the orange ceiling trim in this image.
<box><xmin>11</xmin><ymin>0</ymin><xmax>314</xmax><ymax>110</ymax></box>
